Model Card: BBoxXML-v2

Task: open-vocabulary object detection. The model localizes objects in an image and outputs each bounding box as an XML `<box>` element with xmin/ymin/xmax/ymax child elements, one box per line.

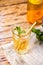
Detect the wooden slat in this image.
<box><xmin>0</xmin><ymin>0</ymin><xmax>27</xmax><ymax>7</ymax></box>
<box><xmin>0</xmin><ymin>48</ymin><xmax>10</xmax><ymax>65</ymax></box>
<box><xmin>0</xmin><ymin>3</ymin><xmax>27</xmax><ymax>16</ymax></box>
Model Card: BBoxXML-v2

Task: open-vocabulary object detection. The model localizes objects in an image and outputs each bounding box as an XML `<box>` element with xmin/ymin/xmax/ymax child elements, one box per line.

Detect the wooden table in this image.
<box><xmin>0</xmin><ymin>0</ymin><xmax>27</xmax><ymax>65</ymax></box>
<box><xmin>0</xmin><ymin>48</ymin><xmax>10</xmax><ymax>65</ymax></box>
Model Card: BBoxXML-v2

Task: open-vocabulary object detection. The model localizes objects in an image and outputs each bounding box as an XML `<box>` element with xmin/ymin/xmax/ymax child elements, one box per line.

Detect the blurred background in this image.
<box><xmin>0</xmin><ymin>0</ymin><xmax>27</xmax><ymax>45</ymax></box>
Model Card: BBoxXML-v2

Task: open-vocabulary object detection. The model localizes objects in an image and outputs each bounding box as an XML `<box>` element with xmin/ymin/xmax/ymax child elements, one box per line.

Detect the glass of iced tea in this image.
<box><xmin>12</xmin><ymin>22</ymin><xmax>34</xmax><ymax>54</ymax></box>
<box><xmin>27</xmin><ymin>0</ymin><xmax>43</xmax><ymax>24</ymax></box>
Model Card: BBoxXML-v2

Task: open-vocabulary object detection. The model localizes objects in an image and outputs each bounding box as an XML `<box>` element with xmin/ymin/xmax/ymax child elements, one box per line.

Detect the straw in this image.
<box><xmin>22</xmin><ymin>22</ymin><xmax>36</xmax><ymax>36</ymax></box>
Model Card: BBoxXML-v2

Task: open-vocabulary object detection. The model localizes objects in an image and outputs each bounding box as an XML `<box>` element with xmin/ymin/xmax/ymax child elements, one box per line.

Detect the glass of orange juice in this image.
<box><xmin>27</xmin><ymin>0</ymin><xmax>43</xmax><ymax>24</ymax></box>
<box><xmin>12</xmin><ymin>22</ymin><xmax>34</xmax><ymax>54</ymax></box>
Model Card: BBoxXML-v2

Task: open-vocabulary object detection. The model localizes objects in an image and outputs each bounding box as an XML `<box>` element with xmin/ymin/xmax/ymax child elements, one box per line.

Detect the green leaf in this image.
<box><xmin>14</xmin><ymin>26</ymin><xmax>26</xmax><ymax>35</ymax></box>
<box><xmin>32</xmin><ymin>28</ymin><xmax>36</xmax><ymax>33</ymax></box>
<box><xmin>42</xmin><ymin>24</ymin><xmax>43</xmax><ymax>27</ymax></box>
<box><xmin>32</xmin><ymin>28</ymin><xmax>43</xmax><ymax>41</ymax></box>
<box><xmin>32</xmin><ymin>28</ymin><xmax>41</xmax><ymax>35</ymax></box>
<box><xmin>36</xmin><ymin>35</ymin><xmax>40</xmax><ymax>40</ymax></box>
<box><xmin>39</xmin><ymin>32</ymin><xmax>43</xmax><ymax>41</ymax></box>
<box><xmin>40</xmin><ymin>35</ymin><xmax>43</xmax><ymax>41</ymax></box>
<box><xmin>16</xmin><ymin>26</ymin><xmax>22</xmax><ymax>35</ymax></box>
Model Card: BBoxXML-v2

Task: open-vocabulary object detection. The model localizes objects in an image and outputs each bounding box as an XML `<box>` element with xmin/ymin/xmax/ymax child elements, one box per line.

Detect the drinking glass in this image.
<box><xmin>12</xmin><ymin>22</ymin><xmax>34</xmax><ymax>54</ymax></box>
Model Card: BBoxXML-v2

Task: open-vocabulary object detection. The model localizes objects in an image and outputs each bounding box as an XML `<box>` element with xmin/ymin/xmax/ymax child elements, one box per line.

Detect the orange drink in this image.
<box><xmin>27</xmin><ymin>0</ymin><xmax>43</xmax><ymax>24</ymax></box>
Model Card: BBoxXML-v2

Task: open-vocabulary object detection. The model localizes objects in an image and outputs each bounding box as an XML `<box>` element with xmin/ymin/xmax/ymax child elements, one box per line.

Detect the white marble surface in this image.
<box><xmin>1</xmin><ymin>41</ymin><xmax>43</xmax><ymax>65</ymax></box>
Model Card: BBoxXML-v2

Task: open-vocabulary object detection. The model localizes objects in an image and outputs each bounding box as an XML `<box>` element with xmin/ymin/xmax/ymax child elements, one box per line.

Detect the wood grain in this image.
<box><xmin>0</xmin><ymin>0</ymin><xmax>27</xmax><ymax>65</ymax></box>
<box><xmin>0</xmin><ymin>3</ymin><xmax>27</xmax><ymax>16</ymax></box>
<box><xmin>0</xmin><ymin>48</ymin><xmax>10</xmax><ymax>65</ymax></box>
<box><xmin>0</xmin><ymin>0</ymin><xmax>27</xmax><ymax>6</ymax></box>
<box><xmin>0</xmin><ymin>2</ymin><xmax>27</xmax><ymax>45</ymax></box>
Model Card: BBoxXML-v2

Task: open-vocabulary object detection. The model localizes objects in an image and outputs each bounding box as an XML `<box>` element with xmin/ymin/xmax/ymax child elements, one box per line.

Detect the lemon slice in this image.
<box><xmin>29</xmin><ymin>0</ymin><xmax>43</xmax><ymax>5</ymax></box>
